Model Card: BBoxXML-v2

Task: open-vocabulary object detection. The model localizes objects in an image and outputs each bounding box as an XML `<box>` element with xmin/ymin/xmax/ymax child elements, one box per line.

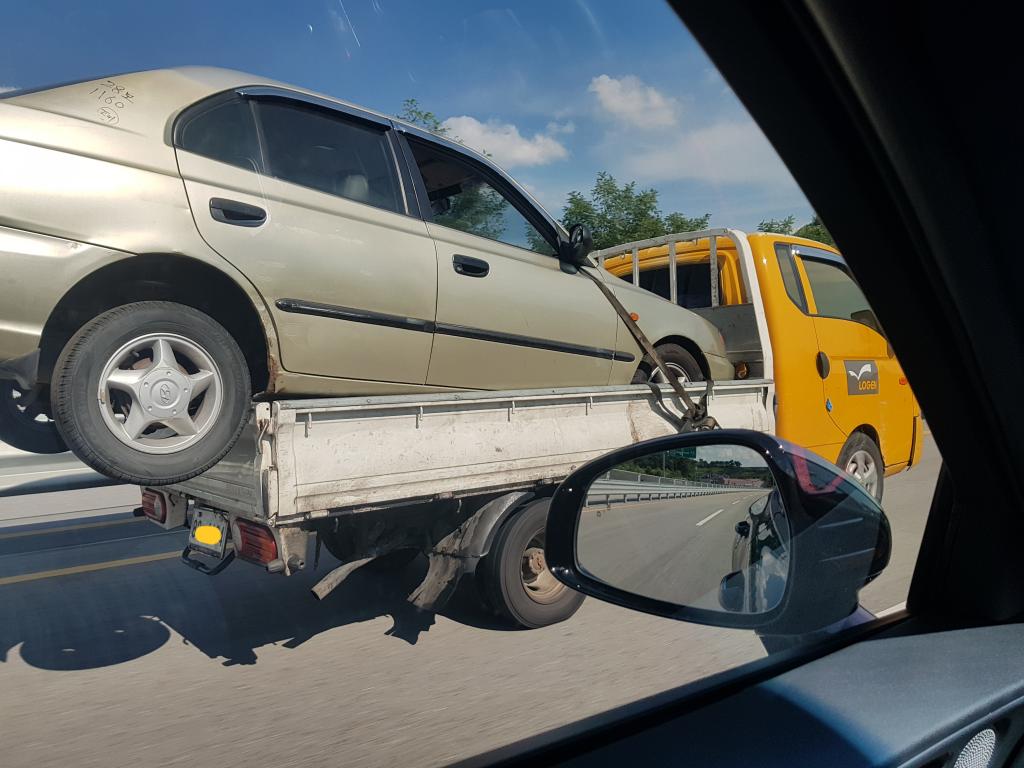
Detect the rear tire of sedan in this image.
<box><xmin>52</xmin><ymin>301</ymin><xmax>250</xmax><ymax>486</ymax></box>
<box><xmin>632</xmin><ymin>343</ymin><xmax>705</xmax><ymax>384</ymax></box>
<box><xmin>480</xmin><ymin>498</ymin><xmax>585</xmax><ymax>629</ymax></box>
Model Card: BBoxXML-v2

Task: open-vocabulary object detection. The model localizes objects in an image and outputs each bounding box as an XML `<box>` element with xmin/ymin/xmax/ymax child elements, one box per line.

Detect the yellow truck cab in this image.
<box><xmin>596</xmin><ymin>229</ymin><xmax>923</xmax><ymax>499</ymax></box>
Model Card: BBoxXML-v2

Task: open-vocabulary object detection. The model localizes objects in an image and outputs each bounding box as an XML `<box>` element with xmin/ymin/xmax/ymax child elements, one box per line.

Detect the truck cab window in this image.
<box><xmin>774</xmin><ymin>244</ymin><xmax>808</xmax><ymax>312</ymax></box>
<box><xmin>406</xmin><ymin>139</ymin><xmax>556</xmax><ymax>256</ymax></box>
<box><xmin>801</xmin><ymin>257</ymin><xmax>879</xmax><ymax>330</ymax></box>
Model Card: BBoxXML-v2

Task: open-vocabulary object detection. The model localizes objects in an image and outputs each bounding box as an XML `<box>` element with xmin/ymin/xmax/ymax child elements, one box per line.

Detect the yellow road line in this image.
<box><xmin>0</xmin><ymin>516</ymin><xmax>144</xmax><ymax>541</ymax></box>
<box><xmin>0</xmin><ymin>550</ymin><xmax>179</xmax><ymax>587</ymax></box>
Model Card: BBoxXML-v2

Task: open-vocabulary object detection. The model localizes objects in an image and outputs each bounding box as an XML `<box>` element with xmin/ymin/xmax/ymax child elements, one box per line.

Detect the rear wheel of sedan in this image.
<box><xmin>480</xmin><ymin>498</ymin><xmax>585</xmax><ymax>629</ymax></box>
<box><xmin>0</xmin><ymin>381</ymin><xmax>68</xmax><ymax>454</ymax></box>
<box><xmin>52</xmin><ymin>301</ymin><xmax>250</xmax><ymax>485</ymax></box>
<box><xmin>632</xmin><ymin>342</ymin><xmax>705</xmax><ymax>384</ymax></box>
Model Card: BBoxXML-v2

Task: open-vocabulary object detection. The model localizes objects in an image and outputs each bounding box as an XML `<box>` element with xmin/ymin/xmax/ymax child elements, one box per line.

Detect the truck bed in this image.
<box><xmin>166</xmin><ymin>381</ymin><xmax>773</xmax><ymax>526</ymax></box>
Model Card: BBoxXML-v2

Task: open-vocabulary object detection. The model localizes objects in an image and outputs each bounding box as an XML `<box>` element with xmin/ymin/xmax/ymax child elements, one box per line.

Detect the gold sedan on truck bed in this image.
<box><xmin>0</xmin><ymin>67</ymin><xmax>732</xmax><ymax>485</ymax></box>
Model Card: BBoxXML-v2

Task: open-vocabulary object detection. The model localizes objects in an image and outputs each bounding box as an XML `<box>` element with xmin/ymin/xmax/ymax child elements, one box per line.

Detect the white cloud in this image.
<box><xmin>621</xmin><ymin>119</ymin><xmax>795</xmax><ymax>187</ymax></box>
<box><xmin>441</xmin><ymin>115</ymin><xmax>568</xmax><ymax>168</ymax></box>
<box><xmin>589</xmin><ymin>74</ymin><xmax>678</xmax><ymax>128</ymax></box>
<box><xmin>546</xmin><ymin>120</ymin><xmax>575</xmax><ymax>135</ymax></box>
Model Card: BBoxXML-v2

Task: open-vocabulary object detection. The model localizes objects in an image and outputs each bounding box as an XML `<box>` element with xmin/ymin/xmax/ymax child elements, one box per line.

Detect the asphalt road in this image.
<box><xmin>0</xmin><ymin>436</ymin><xmax>939</xmax><ymax>767</ymax></box>
<box><xmin>579</xmin><ymin>489</ymin><xmax>771</xmax><ymax>609</ymax></box>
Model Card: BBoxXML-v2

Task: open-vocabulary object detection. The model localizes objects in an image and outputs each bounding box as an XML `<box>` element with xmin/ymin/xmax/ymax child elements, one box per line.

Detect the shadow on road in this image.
<box><xmin>0</xmin><ymin>553</ymin><xmax>507</xmax><ymax>670</ymax></box>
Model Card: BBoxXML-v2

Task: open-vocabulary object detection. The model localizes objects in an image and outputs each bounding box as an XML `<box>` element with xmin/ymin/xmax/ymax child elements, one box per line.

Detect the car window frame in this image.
<box><xmin>395</xmin><ymin>129</ymin><xmax>561</xmax><ymax>257</ymax></box>
<box><xmin>172</xmin><ymin>91</ymin><xmax>267</xmax><ymax>174</ymax></box>
<box><xmin>794</xmin><ymin>246</ymin><xmax>885</xmax><ymax>339</ymax></box>
<box><xmin>173</xmin><ymin>87</ymin><xmax>413</xmax><ymax>218</ymax></box>
<box><xmin>772</xmin><ymin>241</ymin><xmax>885</xmax><ymax>341</ymax></box>
<box><xmin>773</xmin><ymin>242</ymin><xmax>810</xmax><ymax>313</ymax></box>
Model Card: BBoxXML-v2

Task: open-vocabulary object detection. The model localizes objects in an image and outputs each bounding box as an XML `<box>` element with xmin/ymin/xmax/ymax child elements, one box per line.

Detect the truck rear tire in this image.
<box><xmin>837</xmin><ymin>432</ymin><xmax>884</xmax><ymax>501</ymax></box>
<box><xmin>480</xmin><ymin>497</ymin><xmax>585</xmax><ymax>629</ymax></box>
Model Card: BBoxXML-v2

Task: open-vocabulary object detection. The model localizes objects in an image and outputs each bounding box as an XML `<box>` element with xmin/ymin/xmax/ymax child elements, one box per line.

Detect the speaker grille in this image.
<box><xmin>954</xmin><ymin>728</ymin><xmax>997</xmax><ymax>768</ymax></box>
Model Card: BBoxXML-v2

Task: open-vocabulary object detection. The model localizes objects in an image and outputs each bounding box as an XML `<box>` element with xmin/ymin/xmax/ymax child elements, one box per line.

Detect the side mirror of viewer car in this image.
<box><xmin>545</xmin><ymin>429</ymin><xmax>891</xmax><ymax>634</ymax></box>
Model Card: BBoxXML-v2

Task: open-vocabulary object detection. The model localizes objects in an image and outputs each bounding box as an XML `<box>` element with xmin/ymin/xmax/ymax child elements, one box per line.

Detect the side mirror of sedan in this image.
<box><xmin>559</xmin><ymin>223</ymin><xmax>594</xmax><ymax>267</ymax></box>
<box><xmin>545</xmin><ymin>429</ymin><xmax>891</xmax><ymax>634</ymax></box>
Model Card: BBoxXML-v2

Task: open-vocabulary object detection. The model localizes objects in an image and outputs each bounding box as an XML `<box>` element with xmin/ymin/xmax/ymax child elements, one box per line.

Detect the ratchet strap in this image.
<box><xmin>580</xmin><ymin>266</ymin><xmax>718</xmax><ymax>432</ymax></box>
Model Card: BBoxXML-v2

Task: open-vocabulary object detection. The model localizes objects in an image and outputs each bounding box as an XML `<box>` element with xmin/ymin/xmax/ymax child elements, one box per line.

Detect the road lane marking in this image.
<box><xmin>875</xmin><ymin>601</ymin><xmax>906</xmax><ymax>618</ymax></box>
<box><xmin>0</xmin><ymin>529</ymin><xmax>179</xmax><ymax>560</ymax></box>
<box><xmin>696</xmin><ymin>509</ymin><xmax>724</xmax><ymax>526</ymax></box>
<box><xmin>731</xmin><ymin>499</ymin><xmax>743</xmax><ymax>505</ymax></box>
<box><xmin>0</xmin><ymin>516</ymin><xmax>144</xmax><ymax>541</ymax></box>
<box><xmin>0</xmin><ymin>550</ymin><xmax>180</xmax><ymax>587</ymax></box>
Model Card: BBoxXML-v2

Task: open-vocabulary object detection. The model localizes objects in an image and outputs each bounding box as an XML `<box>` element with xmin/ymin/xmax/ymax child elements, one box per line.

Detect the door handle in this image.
<box><xmin>209</xmin><ymin>197</ymin><xmax>266</xmax><ymax>227</ymax></box>
<box><xmin>452</xmin><ymin>254</ymin><xmax>489</xmax><ymax>278</ymax></box>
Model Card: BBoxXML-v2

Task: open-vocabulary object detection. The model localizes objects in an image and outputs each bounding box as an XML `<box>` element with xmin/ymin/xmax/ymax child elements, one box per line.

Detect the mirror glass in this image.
<box><xmin>577</xmin><ymin>443</ymin><xmax>789</xmax><ymax>615</ymax></box>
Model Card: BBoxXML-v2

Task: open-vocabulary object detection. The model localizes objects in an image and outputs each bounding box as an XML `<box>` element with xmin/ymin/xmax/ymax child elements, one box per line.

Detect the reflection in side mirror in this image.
<box><xmin>719</xmin><ymin>571</ymin><xmax>746</xmax><ymax>613</ymax></box>
<box><xmin>545</xmin><ymin>430</ymin><xmax>891</xmax><ymax>634</ymax></box>
<box><xmin>577</xmin><ymin>443</ymin><xmax>786</xmax><ymax>617</ymax></box>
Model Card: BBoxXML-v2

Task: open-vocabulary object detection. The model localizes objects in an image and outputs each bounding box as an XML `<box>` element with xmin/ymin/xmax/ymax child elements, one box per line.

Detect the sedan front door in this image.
<box><xmin>401</xmin><ymin>135</ymin><xmax>623</xmax><ymax>390</ymax></box>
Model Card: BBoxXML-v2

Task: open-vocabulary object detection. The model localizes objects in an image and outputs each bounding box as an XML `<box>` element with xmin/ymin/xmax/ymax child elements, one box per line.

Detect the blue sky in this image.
<box><xmin>0</xmin><ymin>0</ymin><xmax>813</xmax><ymax>230</ymax></box>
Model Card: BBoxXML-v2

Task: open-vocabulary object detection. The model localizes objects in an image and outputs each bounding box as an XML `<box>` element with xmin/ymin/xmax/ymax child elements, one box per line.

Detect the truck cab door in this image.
<box><xmin>400</xmin><ymin>134</ymin><xmax>621</xmax><ymax>390</ymax></box>
<box><xmin>794</xmin><ymin>245</ymin><xmax>914</xmax><ymax>468</ymax></box>
<box><xmin>755</xmin><ymin>240</ymin><xmax>846</xmax><ymax>454</ymax></box>
<box><xmin>174</xmin><ymin>93</ymin><xmax>437</xmax><ymax>388</ymax></box>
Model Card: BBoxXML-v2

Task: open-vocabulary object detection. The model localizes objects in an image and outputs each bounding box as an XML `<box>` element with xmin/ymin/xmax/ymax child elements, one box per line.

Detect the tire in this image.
<box><xmin>480</xmin><ymin>498</ymin><xmax>585</xmax><ymax>629</ymax></box>
<box><xmin>837</xmin><ymin>432</ymin><xmax>884</xmax><ymax>501</ymax></box>
<box><xmin>52</xmin><ymin>301</ymin><xmax>250</xmax><ymax>485</ymax></box>
<box><xmin>0</xmin><ymin>381</ymin><xmax>68</xmax><ymax>454</ymax></box>
<box><xmin>632</xmin><ymin>342</ymin><xmax>705</xmax><ymax>384</ymax></box>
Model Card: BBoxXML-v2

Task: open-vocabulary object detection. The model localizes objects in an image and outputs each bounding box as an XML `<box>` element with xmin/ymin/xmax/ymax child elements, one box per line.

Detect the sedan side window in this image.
<box><xmin>177</xmin><ymin>97</ymin><xmax>262</xmax><ymax>173</ymax></box>
<box><xmin>255</xmin><ymin>100</ymin><xmax>402</xmax><ymax>214</ymax></box>
<box><xmin>406</xmin><ymin>139</ymin><xmax>556</xmax><ymax>256</ymax></box>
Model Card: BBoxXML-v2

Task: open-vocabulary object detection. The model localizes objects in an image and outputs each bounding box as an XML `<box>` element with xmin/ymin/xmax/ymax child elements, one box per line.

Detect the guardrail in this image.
<box><xmin>586</xmin><ymin>469</ymin><xmax>757</xmax><ymax>506</ymax></box>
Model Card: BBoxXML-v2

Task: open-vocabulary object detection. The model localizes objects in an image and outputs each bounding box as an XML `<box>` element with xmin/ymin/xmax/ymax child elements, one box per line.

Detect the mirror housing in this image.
<box><xmin>545</xmin><ymin>429</ymin><xmax>891</xmax><ymax>634</ymax></box>
<box><xmin>559</xmin><ymin>223</ymin><xmax>594</xmax><ymax>267</ymax></box>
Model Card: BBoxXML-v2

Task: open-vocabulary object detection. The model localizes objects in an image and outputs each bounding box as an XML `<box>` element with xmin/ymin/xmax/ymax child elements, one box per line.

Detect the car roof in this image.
<box><xmin>3</xmin><ymin>66</ymin><xmax>566</xmax><ymax>238</ymax></box>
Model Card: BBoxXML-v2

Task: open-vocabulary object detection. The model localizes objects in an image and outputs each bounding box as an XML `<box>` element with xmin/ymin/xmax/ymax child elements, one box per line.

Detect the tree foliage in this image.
<box><xmin>759</xmin><ymin>213</ymin><xmax>835</xmax><ymax>246</ymax></box>
<box><xmin>398</xmin><ymin>98</ymin><xmax>448</xmax><ymax>136</ymax></box>
<box><xmin>794</xmin><ymin>214</ymin><xmax>834</xmax><ymax>246</ymax></box>
<box><xmin>757</xmin><ymin>215</ymin><xmax>796</xmax><ymax>235</ymax></box>
<box><xmin>561</xmin><ymin>172</ymin><xmax>711</xmax><ymax>250</ymax></box>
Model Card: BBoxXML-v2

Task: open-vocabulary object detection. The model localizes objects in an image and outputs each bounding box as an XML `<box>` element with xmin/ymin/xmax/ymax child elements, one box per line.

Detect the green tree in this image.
<box><xmin>757</xmin><ymin>215</ymin><xmax>796</xmax><ymax>235</ymax></box>
<box><xmin>759</xmin><ymin>213</ymin><xmax>835</xmax><ymax>246</ymax></box>
<box><xmin>794</xmin><ymin>214</ymin><xmax>835</xmax><ymax>246</ymax></box>
<box><xmin>561</xmin><ymin>172</ymin><xmax>711</xmax><ymax>250</ymax></box>
<box><xmin>397</xmin><ymin>98</ymin><xmax>448</xmax><ymax>136</ymax></box>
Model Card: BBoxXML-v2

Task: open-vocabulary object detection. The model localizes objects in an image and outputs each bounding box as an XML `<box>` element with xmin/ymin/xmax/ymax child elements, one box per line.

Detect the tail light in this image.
<box><xmin>141</xmin><ymin>490</ymin><xmax>167</xmax><ymax>523</ymax></box>
<box><xmin>233</xmin><ymin>519</ymin><xmax>278</xmax><ymax>564</ymax></box>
